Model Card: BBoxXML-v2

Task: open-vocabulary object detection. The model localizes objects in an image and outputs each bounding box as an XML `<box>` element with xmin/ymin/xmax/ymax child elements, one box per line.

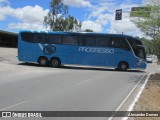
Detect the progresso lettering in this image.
<box><xmin>79</xmin><ymin>47</ymin><xmax>114</xmax><ymax>54</ymax></box>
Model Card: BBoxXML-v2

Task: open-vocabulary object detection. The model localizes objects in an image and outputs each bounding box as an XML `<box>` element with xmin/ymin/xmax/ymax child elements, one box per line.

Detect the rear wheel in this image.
<box><xmin>50</xmin><ymin>58</ymin><xmax>61</xmax><ymax>67</ymax></box>
<box><xmin>38</xmin><ymin>57</ymin><xmax>49</xmax><ymax>66</ymax></box>
<box><xmin>118</xmin><ymin>62</ymin><xmax>128</xmax><ymax>71</ymax></box>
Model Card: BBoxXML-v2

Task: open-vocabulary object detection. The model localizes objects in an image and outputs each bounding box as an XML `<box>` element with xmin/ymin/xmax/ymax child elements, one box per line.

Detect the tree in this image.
<box><xmin>131</xmin><ymin>1</ymin><xmax>160</xmax><ymax>59</ymax></box>
<box><xmin>44</xmin><ymin>0</ymin><xmax>81</xmax><ymax>32</ymax></box>
<box><xmin>63</xmin><ymin>15</ymin><xmax>82</xmax><ymax>32</ymax></box>
<box><xmin>140</xmin><ymin>37</ymin><xmax>153</xmax><ymax>55</ymax></box>
<box><xmin>84</xmin><ymin>29</ymin><xmax>93</xmax><ymax>32</ymax></box>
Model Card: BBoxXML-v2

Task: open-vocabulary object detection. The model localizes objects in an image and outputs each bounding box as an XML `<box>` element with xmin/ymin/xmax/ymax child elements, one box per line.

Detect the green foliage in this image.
<box><xmin>131</xmin><ymin>3</ymin><xmax>160</xmax><ymax>59</ymax></box>
<box><xmin>140</xmin><ymin>37</ymin><xmax>153</xmax><ymax>55</ymax></box>
<box><xmin>84</xmin><ymin>29</ymin><xmax>94</xmax><ymax>32</ymax></box>
<box><xmin>44</xmin><ymin>0</ymin><xmax>81</xmax><ymax>32</ymax></box>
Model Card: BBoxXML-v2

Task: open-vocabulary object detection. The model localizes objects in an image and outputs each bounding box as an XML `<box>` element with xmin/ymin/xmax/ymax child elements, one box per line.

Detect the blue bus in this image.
<box><xmin>18</xmin><ymin>31</ymin><xmax>147</xmax><ymax>71</ymax></box>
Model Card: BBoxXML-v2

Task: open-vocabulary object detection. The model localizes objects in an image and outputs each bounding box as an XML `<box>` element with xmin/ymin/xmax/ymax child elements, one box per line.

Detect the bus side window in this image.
<box><xmin>111</xmin><ymin>37</ymin><xmax>130</xmax><ymax>51</ymax></box>
<box><xmin>47</xmin><ymin>34</ymin><xmax>53</xmax><ymax>44</ymax></box>
<box><xmin>85</xmin><ymin>36</ymin><xmax>95</xmax><ymax>46</ymax></box>
<box><xmin>78</xmin><ymin>36</ymin><xmax>85</xmax><ymax>46</ymax></box>
<box><xmin>54</xmin><ymin>35</ymin><xmax>62</xmax><ymax>44</ymax></box>
<box><xmin>95</xmin><ymin>37</ymin><xmax>111</xmax><ymax>47</ymax></box>
<box><xmin>33</xmin><ymin>33</ymin><xmax>40</xmax><ymax>43</ymax></box>
<box><xmin>62</xmin><ymin>35</ymin><xmax>78</xmax><ymax>45</ymax></box>
<box><xmin>47</xmin><ymin>34</ymin><xmax>62</xmax><ymax>44</ymax></box>
<box><xmin>21</xmin><ymin>32</ymin><xmax>33</xmax><ymax>42</ymax></box>
<box><xmin>39</xmin><ymin>34</ymin><xmax>46</xmax><ymax>43</ymax></box>
<box><xmin>127</xmin><ymin>37</ymin><xmax>143</xmax><ymax>49</ymax></box>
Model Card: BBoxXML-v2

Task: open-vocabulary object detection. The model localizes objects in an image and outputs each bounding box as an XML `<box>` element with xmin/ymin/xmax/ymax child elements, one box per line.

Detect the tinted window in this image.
<box><xmin>78</xmin><ymin>36</ymin><xmax>85</xmax><ymax>46</ymax></box>
<box><xmin>95</xmin><ymin>37</ymin><xmax>111</xmax><ymax>47</ymax></box>
<box><xmin>85</xmin><ymin>36</ymin><xmax>95</xmax><ymax>46</ymax></box>
<box><xmin>32</xmin><ymin>33</ymin><xmax>46</xmax><ymax>43</ymax></box>
<box><xmin>47</xmin><ymin>34</ymin><xmax>62</xmax><ymax>44</ymax></box>
<box><xmin>134</xmin><ymin>47</ymin><xmax>146</xmax><ymax>59</ymax></box>
<box><xmin>40</xmin><ymin>34</ymin><xmax>46</xmax><ymax>43</ymax></box>
<box><xmin>135</xmin><ymin>40</ymin><xmax>143</xmax><ymax>45</ymax></box>
<box><xmin>21</xmin><ymin>32</ymin><xmax>33</xmax><ymax>42</ymax></box>
<box><xmin>33</xmin><ymin>34</ymin><xmax>39</xmax><ymax>43</ymax></box>
<box><xmin>127</xmin><ymin>37</ymin><xmax>143</xmax><ymax>48</ymax></box>
<box><xmin>21</xmin><ymin>32</ymin><xmax>47</xmax><ymax>43</ymax></box>
<box><xmin>62</xmin><ymin>35</ymin><xmax>78</xmax><ymax>45</ymax></box>
<box><xmin>111</xmin><ymin>37</ymin><xmax>130</xmax><ymax>50</ymax></box>
<box><xmin>126</xmin><ymin>37</ymin><xmax>145</xmax><ymax>55</ymax></box>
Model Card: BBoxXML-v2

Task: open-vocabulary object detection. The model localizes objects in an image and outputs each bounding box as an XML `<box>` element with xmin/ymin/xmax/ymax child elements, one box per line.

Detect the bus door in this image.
<box><xmin>111</xmin><ymin>37</ymin><xmax>131</xmax><ymax>66</ymax></box>
<box><xmin>80</xmin><ymin>36</ymin><xmax>115</xmax><ymax>67</ymax></box>
<box><xmin>94</xmin><ymin>37</ymin><xmax>115</xmax><ymax>67</ymax></box>
<box><xmin>60</xmin><ymin>35</ymin><xmax>80</xmax><ymax>64</ymax></box>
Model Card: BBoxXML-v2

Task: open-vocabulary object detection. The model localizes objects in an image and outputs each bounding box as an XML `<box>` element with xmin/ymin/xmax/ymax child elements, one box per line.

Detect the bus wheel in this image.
<box><xmin>50</xmin><ymin>58</ymin><xmax>61</xmax><ymax>67</ymax></box>
<box><xmin>38</xmin><ymin>57</ymin><xmax>49</xmax><ymax>66</ymax></box>
<box><xmin>118</xmin><ymin>62</ymin><xmax>128</xmax><ymax>71</ymax></box>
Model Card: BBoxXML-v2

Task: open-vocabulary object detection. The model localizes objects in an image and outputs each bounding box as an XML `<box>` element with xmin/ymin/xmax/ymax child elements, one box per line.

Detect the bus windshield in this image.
<box><xmin>134</xmin><ymin>46</ymin><xmax>146</xmax><ymax>60</ymax></box>
<box><xmin>126</xmin><ymin>37</ymin><xmax>146</xmax><ymax>60</ymax></box>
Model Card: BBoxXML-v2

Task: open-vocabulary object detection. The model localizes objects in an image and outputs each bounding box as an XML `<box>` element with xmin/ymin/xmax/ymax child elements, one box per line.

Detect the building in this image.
<box><xmin>0</xmin><ymin>30</ymin><xmax>18</xmax><ymax>47</ymax></box>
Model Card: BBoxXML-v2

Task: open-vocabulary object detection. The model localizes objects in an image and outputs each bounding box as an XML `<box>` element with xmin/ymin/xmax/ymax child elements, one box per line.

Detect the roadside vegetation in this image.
<box><xmin>131</xmin><ymin>0</ymin><xmax>160</xmax><ymax>60</ymax></box>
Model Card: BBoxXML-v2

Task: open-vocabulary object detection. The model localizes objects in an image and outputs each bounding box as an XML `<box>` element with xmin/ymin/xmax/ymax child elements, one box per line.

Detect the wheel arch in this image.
<box><xmin>50</xmin><ymin>57</ymin><xmax>61</xmax><ymax>67</ymax></box>
<box><xmin>38</xmin><ymin>56</ymin><xmax>49</xmax><ymax>63</ymax></box>
<box><xmin>50</xmin><ymin>57</ymin><xmax>61</xmax><ymax>63</ymax></box>
<box><xmin>38</xmin><ymin>56</ymin><xmax>49</xmax><ymax>66</ymax></box>
<box><xmin>117</xmin><ymin>61</ymin><xmax>129</xmax><ymax>71</ymax></box>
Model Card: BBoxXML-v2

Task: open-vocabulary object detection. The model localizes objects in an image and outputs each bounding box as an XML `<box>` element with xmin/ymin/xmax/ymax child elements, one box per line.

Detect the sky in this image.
<box><xmin>0</xmin><ymin>0</ymin><xmax>147</xmax><ymax>37</ymax></box>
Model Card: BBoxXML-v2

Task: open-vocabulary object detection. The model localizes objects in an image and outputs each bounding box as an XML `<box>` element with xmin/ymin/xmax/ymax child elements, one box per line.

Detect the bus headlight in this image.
<box><xmin>137</xmin><ymin>59</ymin><xmax>142</xmax><ymax>66</ymax></box>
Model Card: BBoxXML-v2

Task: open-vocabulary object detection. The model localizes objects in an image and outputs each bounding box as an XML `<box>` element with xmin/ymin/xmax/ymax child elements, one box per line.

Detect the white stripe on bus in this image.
<box><xmin>38</xmin><ymin>43</ymin><xmax>43</xmax><ymax>51</ymax></box>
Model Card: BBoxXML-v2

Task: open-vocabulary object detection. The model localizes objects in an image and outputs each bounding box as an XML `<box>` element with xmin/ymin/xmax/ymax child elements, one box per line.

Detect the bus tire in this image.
<box><xmin>50</xmin><ymin>58</ymin><xmax>61</xmax><ymax>67</ymax></box>
<box><xmin>38</xmin><ymin>57</ymin><xmax>49</xmax><ymax>66</ymax></box>
<box><xmin>118</xmin><ymin>62</ymin><xmax>128</xmax><ymax>71</ymax></box>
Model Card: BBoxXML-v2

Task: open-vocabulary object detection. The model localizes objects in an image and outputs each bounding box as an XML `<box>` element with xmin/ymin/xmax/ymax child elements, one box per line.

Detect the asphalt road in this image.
<box><xmin>0</xmin><ymin>48</ymin><xmax>158</xmax><ymax>120</ymax></box>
